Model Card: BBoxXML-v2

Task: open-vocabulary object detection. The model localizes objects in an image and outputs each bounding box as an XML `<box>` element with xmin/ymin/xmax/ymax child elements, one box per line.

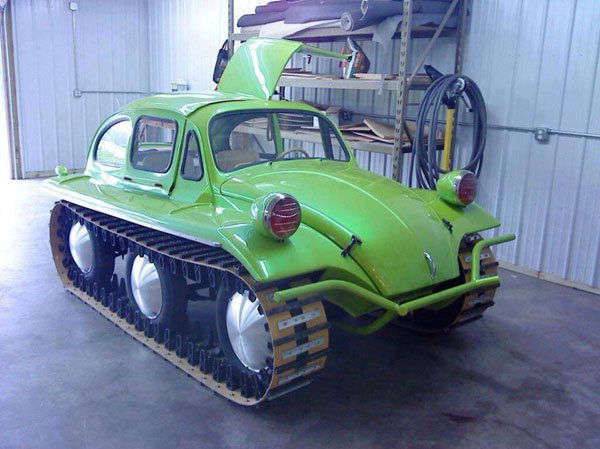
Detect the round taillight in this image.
<box><xmin>454</xmin><ymin>171</ymin><xmax>478</xmax><ymax>205</ymax></box>
<box><xmin>263</xmin><ymin>194</ymin><xmax>301</xmax><ymax>240</ymax></box>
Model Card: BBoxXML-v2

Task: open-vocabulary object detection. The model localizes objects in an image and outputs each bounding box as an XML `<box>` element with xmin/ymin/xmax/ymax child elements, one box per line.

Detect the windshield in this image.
<box><xmin>209</xmin><ymin>111</ymin><xmax>350</xmax><ymax>172</ymax></box>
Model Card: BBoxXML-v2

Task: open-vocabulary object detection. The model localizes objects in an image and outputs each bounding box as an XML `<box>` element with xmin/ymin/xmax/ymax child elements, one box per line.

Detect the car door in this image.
<box><xmin>123</xmin><ymin>110</ymin><xmax>186</xmax><ymax>195</ymax></box>
<box><xmin>170</xmin><ymin>122</ymin><xmax>212</xmax><ymax>205</ymax></box>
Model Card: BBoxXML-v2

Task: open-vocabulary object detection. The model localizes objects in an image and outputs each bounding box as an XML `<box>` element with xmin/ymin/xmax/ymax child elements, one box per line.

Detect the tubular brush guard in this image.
<box><xmin>273</xmin><ymin>234</ymin><xmax>516</xmax><ymax>333</ymax></box>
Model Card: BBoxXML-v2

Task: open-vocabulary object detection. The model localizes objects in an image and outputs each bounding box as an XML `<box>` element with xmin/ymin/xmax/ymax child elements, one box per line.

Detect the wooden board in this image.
<box><xmin>353</xmin><ymin>132</ymin><xmax>393</xmax><ymax>144</ymax></box>
<box><xmin>354</xmin><ymin>73</ymin><xmax>396</xmax><ymax>80</ymax></box>
<box><xmin>363</xmin><ymin>119</ymin><xmax>394</xmax><ymax>140</ymax></box>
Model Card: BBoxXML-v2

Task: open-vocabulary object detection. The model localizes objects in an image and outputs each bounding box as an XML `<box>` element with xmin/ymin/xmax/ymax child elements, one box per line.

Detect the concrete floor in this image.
<box><xmin>1</xmin><ymin>179</ymin><xmax>600</xmax><ymax>449</ymax></box>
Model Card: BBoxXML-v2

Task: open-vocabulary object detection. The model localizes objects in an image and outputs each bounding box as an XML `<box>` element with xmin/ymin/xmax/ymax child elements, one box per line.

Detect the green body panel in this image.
<box><xmin>217</xmin><ymin>38</ymin><xmax>349</xmax><ymax>100</ymax></box>
<box><xmin>218</xmin><ymin>160</ymin><xmax>499</xmax><ymax>297</ymax></box>
<box><xmin>44</xmin><ymin>38</ymin><xmax>512</xmax><ymax>320</ymax></box>
<box><xmin>45</xmin><ymin>173</ymin><xmax>377</xmax><ymax>297</ymax></box>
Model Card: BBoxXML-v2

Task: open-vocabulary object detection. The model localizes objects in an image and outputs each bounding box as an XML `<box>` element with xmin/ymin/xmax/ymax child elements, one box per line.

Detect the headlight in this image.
<box><xmin>251</xmin><ymin>193</ymin><xmax>301</xmax><ymax>240</ymax></box>
<box><xmin>437</xmin><ymin>170</ymin><xmax>478</xmax><ymax>206</ymax></box>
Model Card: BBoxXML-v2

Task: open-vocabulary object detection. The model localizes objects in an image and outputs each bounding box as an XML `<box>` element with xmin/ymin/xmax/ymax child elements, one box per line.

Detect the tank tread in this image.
<box><xmin>392</xmin><ymin>235</ymin><xmax>499</xmax><ymax>333</ymax></box>
<box><xmin>49</xmin><ymin>201</ymin><xmax>330</xmax><ymax>406</ymax></box>
<box><xmin>450</xmin><ymin>238</ymin><xmax>499</xmax><ymax>329</ymax></box>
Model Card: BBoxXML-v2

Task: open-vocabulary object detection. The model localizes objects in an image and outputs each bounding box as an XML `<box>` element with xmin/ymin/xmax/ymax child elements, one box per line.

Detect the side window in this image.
<box><xmin>281</xmin><ymin>116</ymin><xmax>349</xmax><ymax>161</ymax></box>
<box><xmin>210</xmin><ymin>113</ymin><xmax>277</xmax><ymax>172</ymax></box>
<box><xmin>181</xmin><ymin>131</ymin><xmax>204</xmax><ymax>181</ymax></box>
<box><xmin>95</xmin><ymin>119</ymin><xmax>132</xmax><ymax>168</ymax></box>
<box><xmin>131</xmin><ymin>116</ymin><xmax>177</xmax><ymax>173</ymax></box>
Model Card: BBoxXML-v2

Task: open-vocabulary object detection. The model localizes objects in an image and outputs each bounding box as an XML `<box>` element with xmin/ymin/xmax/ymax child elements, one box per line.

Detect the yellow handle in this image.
<box><xmin>442</xmin><ymin>108</ymin><xmax>455</xmax><ymax>171</ymax></box>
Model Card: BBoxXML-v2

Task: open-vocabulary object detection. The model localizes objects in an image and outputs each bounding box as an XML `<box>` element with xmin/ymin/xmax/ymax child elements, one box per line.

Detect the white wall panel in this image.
<box><xmin>149</xmin><ymin>0</ymin><xmax>600</xmax><ymax>289</ymax></box>
<box><xmin>234</xmin><ymin>0</ymin><xmax>269</xmax><ymax>30</ymax></box>
<box><xmin>147</xmin><ymin>0</ymin><xmax>268</xmax><ymax>92</ymax></box>
<box><xmin>143</xmin><ymin>0</ymin><xmax>600</xmax><ymax>289</ymax></box>
<box><xmin>14</xmin><ymin>0</ymin><xmax>599</xmax><ymax>289</ymax></box>
<box><xmin>12</xmin><ymin>0</ymin><xmax>150</xmax><ymax>175</ymax></box>
<box><xmin>459</xmin><ymin>0</ymin><xmax>600</xmax><ymax>289</ymax></box>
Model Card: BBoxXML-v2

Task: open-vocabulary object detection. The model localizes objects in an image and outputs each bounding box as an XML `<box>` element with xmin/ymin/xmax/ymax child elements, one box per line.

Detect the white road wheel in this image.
<box><xmin>69</xmin><ymin>222</ymin><xmax>93</xmax><ymax>274</ymax></box>
<box><xmin>225</xmin><ymin>290</ymin><xmax>273</xmax><ymax>372</ymax></box>
<box><xmin>130</xmin><ymin>255</ymin><xmax>163</xmax><ymax>319</ymax></box>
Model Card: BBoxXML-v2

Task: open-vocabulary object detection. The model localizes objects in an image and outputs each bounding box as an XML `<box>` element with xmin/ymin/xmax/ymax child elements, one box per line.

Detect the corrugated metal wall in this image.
<box><xmin>143</xmin><ymin>0</ymin><xmax>600</xmax><ymax>290</ymax></box>
<box><xmin>146</xmin><ymin>0</ymin><xmax>269</xmax><ymax>92</ymax></box>
<box><xmin>461</xmin><ymin>0</ymin><xmax>600</xmax><ymax>289</ymax></box>
<box><xmin>12</xmin><ymin>0</ymin><xmax>600</xmax><ymax>289</ymax></box>
<box><xmin>12</xmin><ymin>0</ymin><xmax>150</xmax><ymax>176</ymax></box>
<box><xmin>147</xmin><ymin>0</ymin><xmax>226</xmax><ymax>92</ymax></box>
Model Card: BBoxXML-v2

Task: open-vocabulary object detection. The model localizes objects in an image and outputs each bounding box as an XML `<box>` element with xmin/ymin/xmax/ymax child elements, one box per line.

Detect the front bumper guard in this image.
<box><xmin>273</xmin><ymin>233</ymin><xmax>516</xmax><ymax>334</ymax></box>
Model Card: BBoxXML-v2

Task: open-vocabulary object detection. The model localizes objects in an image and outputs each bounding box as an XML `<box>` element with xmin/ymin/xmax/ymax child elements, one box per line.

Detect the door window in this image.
<box><xmin>131</xmin><ymin>116</ymin><xmax>177</xmax><ymax>173</ymax></box>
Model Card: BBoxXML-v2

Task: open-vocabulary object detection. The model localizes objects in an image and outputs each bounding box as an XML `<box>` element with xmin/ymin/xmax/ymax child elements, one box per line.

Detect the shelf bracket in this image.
<box><xmin>392</xmin><ymin>0</ymin><xmax>413</xmax><ymax>182</ymax></box>
<box><xmin>454</xmin><ymin>0</ymin><xmax>469</xmax><ymax>74</ymax></box>
<box><xmin>227</xmin><ymin>0</ymin><xmax>235</xmax><ymax>59</ymax></box>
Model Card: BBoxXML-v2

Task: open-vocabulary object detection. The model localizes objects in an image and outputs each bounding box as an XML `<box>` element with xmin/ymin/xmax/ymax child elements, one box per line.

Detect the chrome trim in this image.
<box><xmin>261</xmin><ymin>192</ymin><xmax>301</xmax><ymax>240</ymax></box>
<box><xmin>266</xmin><ymin>379</ymin><xmax>312</xmax><ymax>399</ymax></box>
<box><xmin>262</xmin><ymin>193</ymin><xmax>285</xmax><ymax>239</ymax></box>
<box><xmin>277</xmin><ymin>309</ymin><xmax>321</xmax><ymax>330</ymax></box>
<box><xmin>464</xmin><ymin>251</ymin><xmax>491</xmax><ymax>263</ymax></box>
<box><xmin>44</xmin><ymin>184</ymin><xmax>222</xmax><ymax>248</ymax></box>
<box><xmin>423</xmin><ymin>251</ymin><xmax>437</xmax><ymax>279</ymax></box>
<box><xmin>452</xmin><ymin>170</ymin><xmax>478</xmax><ymax>205</ymax></box>
<box><xmin>278</xmin><ymin>362</ymin><xmax>322</xmax><ymax>385</ymax></box>
<box><xmin>282</xmin><ymin>337</ymin><xmax>324</xmax><ymax>359</ymax></box>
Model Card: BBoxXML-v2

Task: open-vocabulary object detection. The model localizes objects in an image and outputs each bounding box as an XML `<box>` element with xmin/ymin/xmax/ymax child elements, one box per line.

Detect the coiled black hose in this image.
<box><xmin>409</xmin><ymin>74</ymin><xmax>487</xmax><ymax>189</ymax></box>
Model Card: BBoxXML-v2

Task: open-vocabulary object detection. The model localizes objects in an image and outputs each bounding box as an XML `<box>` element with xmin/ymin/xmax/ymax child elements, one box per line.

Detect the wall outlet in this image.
<box><xmin>170</xmin><ymin>82</ymin><xmax>190</xmax><ymax>92</ymax></box>
<box><xmin>534</xmin><ymin>127</ymin><xmax>550</xmax><ymax>143</ymax></box>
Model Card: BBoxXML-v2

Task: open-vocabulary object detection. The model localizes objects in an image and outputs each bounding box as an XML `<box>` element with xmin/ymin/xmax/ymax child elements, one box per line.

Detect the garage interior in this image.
<box><xmin>1</xmin><ymin>1</ymin><xmax>600</xmax><ymax>448</ymax></box>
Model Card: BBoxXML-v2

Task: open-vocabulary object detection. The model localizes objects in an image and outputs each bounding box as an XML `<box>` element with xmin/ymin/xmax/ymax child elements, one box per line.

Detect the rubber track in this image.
<box><xmin>49</xmin><ymin>201</ymin><xmax>330</xmax><ymax>406</ymax></box>
<box><xmin>392</xmin><ymin>235</ymin><xmax>499</xmax><ymax>333</ymax></box>
<box><xmin>451</xmin><ymin>237</ymin><xmax>499</xmax><ymax>328</ymax></box>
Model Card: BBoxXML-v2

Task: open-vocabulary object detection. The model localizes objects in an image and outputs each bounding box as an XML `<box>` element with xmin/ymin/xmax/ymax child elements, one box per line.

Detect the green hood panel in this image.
<box><xmin>220</xmin><ymin>161</ymin><xmax>485</xmax><ymax>297</ymax></box>
<box><xmin>217</xmin><ymin>38</ymin><xmax>349</xmax><ymax>100</ymax></box>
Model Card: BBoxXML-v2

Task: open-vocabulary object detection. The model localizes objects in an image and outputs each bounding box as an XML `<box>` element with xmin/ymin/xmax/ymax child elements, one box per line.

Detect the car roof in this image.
<box><xmin>123</xmin><ymin>91</ymin><xmax>254</xmax><ymax>117</ymax></box>
<box><xmin>121</xmin><ymin>91</ymin><xmax>322</xmax><ymax>120</ymax></box>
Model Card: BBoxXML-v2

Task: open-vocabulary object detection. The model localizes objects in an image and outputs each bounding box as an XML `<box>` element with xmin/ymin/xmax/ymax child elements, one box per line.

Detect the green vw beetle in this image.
<box><xmin>45</xmin><ymin>38</ymin><xmax>514</xmax><ymax>405</ymax></box>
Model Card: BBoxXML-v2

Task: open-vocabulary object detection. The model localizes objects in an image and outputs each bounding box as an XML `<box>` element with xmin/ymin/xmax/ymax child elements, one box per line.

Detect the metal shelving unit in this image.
<box><xmin>235</xmin><ymin>124</ymin><xmax>438</xmax><ymax>155</ymax></box>
<box><xmin>278</xmin><ymin>74</ymin><xmax>431</xmax><ymax>91</ymax></box>
<box><xmin>230</xmin><ymin>24</ymin><xmax>456</xmax><ymax>43</ymax></box>
<box><xmin>228</xmin><ymin>0</ymin><xmax>469</xmax><ymax>182</ymax></box>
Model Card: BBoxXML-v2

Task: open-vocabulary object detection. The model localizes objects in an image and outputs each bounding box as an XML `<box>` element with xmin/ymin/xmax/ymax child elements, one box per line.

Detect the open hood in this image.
<box><xmin>217</xmin><ymin>38</ymin><xmax>350</xmax><ymax>100</ymax></box>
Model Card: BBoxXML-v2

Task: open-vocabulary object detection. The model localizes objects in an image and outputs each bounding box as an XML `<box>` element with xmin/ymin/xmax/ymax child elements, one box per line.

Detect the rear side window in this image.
<box><xmin>131</xmin><ymin>116</ymin><xmax>177</xmax><ymax>173</ymax></box>
<box><xmin>181</xmin><ymin>131</ymin><xmax>203</xmax><ymax>181</ymax></box>
<box><xmin>95</xmin><ymin>119</ymin><xmax>132</xmax><ymax>168</ymax></box>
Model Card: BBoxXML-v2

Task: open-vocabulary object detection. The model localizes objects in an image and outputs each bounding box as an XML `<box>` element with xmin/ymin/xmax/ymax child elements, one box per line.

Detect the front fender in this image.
<box><xmin>217</xmin><ymin>222</ymin><xmax>379</xmax><ymax>315</ymax></box>
<box><xmin>412</xmin><ymin>189</ymin><xmax>501</xmax><ymax>238</ymax></box>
